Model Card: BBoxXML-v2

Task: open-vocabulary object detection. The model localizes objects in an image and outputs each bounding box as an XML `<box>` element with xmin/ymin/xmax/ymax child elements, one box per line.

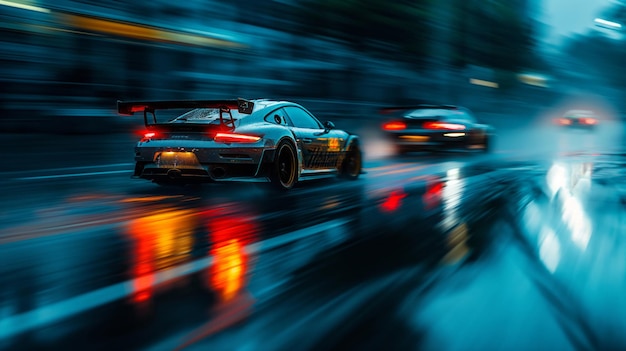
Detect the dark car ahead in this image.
<box><xmin>380</xmin><ymin>105</ymin><xmax>494</xmax><ymax>155</ymax></box>
<box><xmin>117</xmin><ymin>98</ymin><xmax>362</xmax><ymax>190</ymax></box>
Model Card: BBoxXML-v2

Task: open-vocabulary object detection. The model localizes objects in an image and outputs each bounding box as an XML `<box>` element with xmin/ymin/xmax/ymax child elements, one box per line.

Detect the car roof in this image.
<box><xmin>250</xmin><ymin>99</ymin><xmax>295</xmax><ymax>111</ymax></box>
<box><xmin>379</xmin><ymin>104</ymin><xmax>467</xmax><ymax>115</ymax></box>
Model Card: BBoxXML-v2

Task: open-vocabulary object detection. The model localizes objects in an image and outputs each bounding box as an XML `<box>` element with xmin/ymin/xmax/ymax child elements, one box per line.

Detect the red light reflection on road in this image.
<box><xmin>423</xmin><ymin>178</ymin><xmax>443</xmax><ymax>210</ymax></box>
<box><xmin>174</xmin><ymin>206</ymin><xmax>259</xmax><ymax>351</ymax></box>
<box><xmin>210</xmin><ymin>239</ymin><xmax>246</xmax><ymax>302</ymax></box>
<box><xmin>127</xmin><ymin>209</ymin><xmax>197</xmax><ymax>305</ymax></box>
<box><xmin>205</xmin><ymin>206</ymin><xmax>258</xmax><ymax>302</ymax></box>
<box><xmin>380</xmin><ymin>190</ymin><xmax>407</xmax><ymax>212</ymax></box>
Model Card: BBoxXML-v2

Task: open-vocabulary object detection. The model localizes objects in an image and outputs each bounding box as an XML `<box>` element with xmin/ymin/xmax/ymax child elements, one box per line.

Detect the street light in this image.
<box><xmin>594</xmin><ymin>18</ymin><xmax>623</xmax><ymax>29</ymax></box>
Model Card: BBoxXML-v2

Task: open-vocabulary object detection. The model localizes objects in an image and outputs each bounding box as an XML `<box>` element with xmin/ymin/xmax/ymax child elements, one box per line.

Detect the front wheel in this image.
<box><xmin>340</xmin><ymin>144</ymin><xmax>362</xmax><ymax>180</ymax></box>
<box><xmin>270</xmin><ymin>141</ymin><xmax>298</xmax><ymax>190</ymax></box>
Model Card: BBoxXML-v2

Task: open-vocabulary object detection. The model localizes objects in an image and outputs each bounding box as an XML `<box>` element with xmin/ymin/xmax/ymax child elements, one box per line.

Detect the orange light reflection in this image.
<box><xmin>127</xmin><ymin>209</ymin><xmax>197</xmax><ymax>305</ymax></box>
<box><xmin>206</xmin><ymin>208</ymin><xmax>258</xmax><ymax>302</ymax></box>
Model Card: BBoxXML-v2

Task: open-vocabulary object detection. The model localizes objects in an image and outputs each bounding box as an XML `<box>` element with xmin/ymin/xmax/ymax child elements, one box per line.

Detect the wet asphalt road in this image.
<box><xmin>1</xmin><ymin>108</ymin><xmax>626</xmax><ymax>350</ymax></box>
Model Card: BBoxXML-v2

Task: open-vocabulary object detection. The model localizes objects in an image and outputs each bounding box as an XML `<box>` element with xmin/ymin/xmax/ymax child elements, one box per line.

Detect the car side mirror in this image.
<box><xmin>324</xmin><ymin>121</ymin><xmax>335</xmax><ymax>131</ymax></box>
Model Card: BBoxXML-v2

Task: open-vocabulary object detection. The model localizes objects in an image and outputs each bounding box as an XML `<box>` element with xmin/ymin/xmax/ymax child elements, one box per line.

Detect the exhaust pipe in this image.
<box><xmin>210</xmin><ymin>167</ymin><xmax>226</xmax><ymax>179</ymax></box>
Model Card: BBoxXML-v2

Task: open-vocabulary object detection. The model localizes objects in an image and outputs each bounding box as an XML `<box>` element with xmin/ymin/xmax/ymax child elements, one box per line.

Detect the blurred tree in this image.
<box><xmin>450</xmin><ymin>0</ymin><xmax>537</xmax><ymax>72</ymax></box>
<box><xmin>296</xmin><ymin>0</ymin><xmax>435</xmax><ymax>67</ymax></box>
<box><xmin>563</xmin><ymin>33</ymin><xmax>626</xmax><ymax>88</ymax></box>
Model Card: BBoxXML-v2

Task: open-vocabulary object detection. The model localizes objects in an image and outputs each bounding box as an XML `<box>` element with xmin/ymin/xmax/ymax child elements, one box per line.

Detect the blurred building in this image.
<box><xmin>0</xmin><ymin>0</ymin><xmax>569</xmax><ymax>129</ymax></box>
<box><xmin>1</xmin><ymin>0</ymin><xmax>423</xmax><ymax>111</ymax></box>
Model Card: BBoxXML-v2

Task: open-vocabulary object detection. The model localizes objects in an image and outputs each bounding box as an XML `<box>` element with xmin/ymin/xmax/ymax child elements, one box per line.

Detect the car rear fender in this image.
<box><xmin>344</xmin><ymin>134</ymin><xmax>360</xmax><ymax>151</ymax></box>
<box><xmin>255</xmin><ymin>135</ymin><xmax>301</xmax><ymax>178</ymax></box>
<box><xmin>474</xmin><ymin>124</ymin><xmax>495</xmax><ymax>135</ymax></box>
<box><xmin>279</xmin><ymin>135</ymin><xmax>302</xmax><ymax>178</ymax></box>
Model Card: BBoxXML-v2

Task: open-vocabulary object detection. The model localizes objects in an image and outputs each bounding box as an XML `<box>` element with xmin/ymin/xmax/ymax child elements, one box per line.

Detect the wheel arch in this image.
<box><xmin>276</xmin><ymin>135</ymin><xmax>302</xmax><ymax>179</ymax></box>
<box><xmin>344</xmin><ymin>134</ymin><xmax>361</xmax><ymax>150</ymax></box>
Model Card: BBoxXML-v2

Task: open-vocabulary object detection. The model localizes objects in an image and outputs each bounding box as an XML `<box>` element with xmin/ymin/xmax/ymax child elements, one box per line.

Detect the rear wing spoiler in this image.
<box><xmin>117</xmin><ymin>98</ymin><xmax>255</xmax><ymax>127</ymax></box>
<box><xmin>117</xmin><ymin>98</ymin><xmax>254</xmax><ymax>116</ymax></box>
<box><xmin>379</xmin><ymin>104</ymin><xmax>458</xmax><ymax>114</ymax></box>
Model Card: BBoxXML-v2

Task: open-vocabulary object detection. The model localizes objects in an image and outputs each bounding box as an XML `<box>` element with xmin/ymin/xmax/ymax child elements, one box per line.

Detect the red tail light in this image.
<box><xmin>382</xmin><ymin>121</ymin><xmax>407</xmax><ymax>131</ymax></box>
<box><xmin>557</xmin><ymin>118</ymin><xmax>571</xmax><ymax>125</ymax></box>
<box><xmin>131</xmin><ymin>105</ymin><xmax>149</xmax><ymax>113</ymax></box>
<box><xmin>214</xmin><ymin>132</ymin><xmax>261</xmax><ymax>143</ymax></box>
<box><xmin>581</xmin><ymin>118</ymin><xmax>597</xmax><ymax>125</ymax></box>
<box><xmin>136</xmin><ymin>129</ymin><xmax>160</xmax><ymax>140</ymax></box>
<box><xmin>422</xmin><ymin>121</ymin><xmax>466</xmax><ymax>130</ymax></box>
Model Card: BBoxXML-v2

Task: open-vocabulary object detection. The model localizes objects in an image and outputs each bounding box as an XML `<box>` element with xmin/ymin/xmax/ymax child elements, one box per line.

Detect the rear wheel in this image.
<box><xmin>133</xmin><ymin>162</ymin><xmax>146</xmax><ymax>177</ymax></box>
<box><xmin>270</xmin><ymin>141</ymin><xmax>298</xmax><ymax>190</ymax></box>
<box><xmin>340</xmin><ymin>144</ymin><xmax>362</xmax><ymax>180</ymax></box>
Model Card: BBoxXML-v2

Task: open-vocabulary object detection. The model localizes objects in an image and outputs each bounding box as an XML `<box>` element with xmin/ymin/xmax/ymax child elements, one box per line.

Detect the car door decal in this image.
<box><xmin>305</xmin><ymin>138</ymin><xmax>343</xmax><ymax>169</ymax></box>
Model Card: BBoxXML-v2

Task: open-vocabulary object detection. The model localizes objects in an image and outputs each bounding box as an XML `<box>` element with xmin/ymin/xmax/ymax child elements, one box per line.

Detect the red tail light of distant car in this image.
<box><xmin>382</xmin><ymin>121</ymin><xmax>407</xmax><ymax>131</ymax></box>
<box><xmin>422</xmin><ymin>121</ymin><xmax>466</xmax><ymax>130</ymax></box>
<box><xmin>581</xmin><ymin>118</ymin><xmax>597</xmax><ymax>125</ymax></box>
<box><xmin>555</xmin><ymin>118</ymin><xmax>570</xmax><ymax>125</ymax></box>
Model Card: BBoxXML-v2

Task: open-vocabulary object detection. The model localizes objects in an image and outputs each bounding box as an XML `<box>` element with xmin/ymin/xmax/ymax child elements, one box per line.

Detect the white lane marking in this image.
<box><xmin>245</xmin><ymin>219</ymin><xmax>347</xmax><ymax>255</ymax></box>
<box><xmin>17</xmin><ymin>170</ymin><xmax>131</xmax><ymax>180</ymax></box>
<box><xmin>0</xmin><ymin>219</ymin><xmax>348</xmax><ymax>340</ymax></box>
<box><xmin>3</xmin><ymin>163</ymin><xmax>134</xmax><ymax>175</ymax></box>
<box><xmin>40</xmin><ymin>163</ymin><xmax>133</xmax><ymax>172</ymax></box>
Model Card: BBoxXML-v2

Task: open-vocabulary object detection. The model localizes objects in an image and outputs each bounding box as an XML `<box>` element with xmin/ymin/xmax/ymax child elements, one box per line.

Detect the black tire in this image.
<box><xmin>395</xmin><ymin>145</ymin><xmax>409</xmax><ymax>156</ymax></box>
<box><xmin>340</xmin><ymin>144</ymin><xmax>362</xmax><ymax>180</ymax></box>
<box><xmin>133</xmin><ymin>162</ymin><xmax>146</xmax><ymax>177</ymax></box>
<box><xmin>483</xmin><ymin>135</ymin><xmax>491</xmax><ymax>153</ymax></box>
<box><xmin>270</xmin><ymin>141</ymin><xmax>298</xmax><ymax>190</ymax></box>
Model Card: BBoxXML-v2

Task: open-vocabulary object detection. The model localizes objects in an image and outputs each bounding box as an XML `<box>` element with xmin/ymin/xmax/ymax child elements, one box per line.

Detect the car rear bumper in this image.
<box><xmin>386</xmin><ymin>131</ymin><xmax>485</xmax><ymax>150</ymax></box>
<box><xmin>133</xmin><ymin>147</ymin><xmax>275</xmax><ymax>182</ymax></box>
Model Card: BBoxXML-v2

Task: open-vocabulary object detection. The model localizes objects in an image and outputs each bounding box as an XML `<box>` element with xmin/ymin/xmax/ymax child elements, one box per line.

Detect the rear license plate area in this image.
<box><xmin>399</xmin><ymin>135</ymin><xmax>429</xmax><ymax>142</ymax></box>
<box><xmin>154</xmin><ymin>151</ymin><xmax>201</xmax><ymax>168</ymax></box>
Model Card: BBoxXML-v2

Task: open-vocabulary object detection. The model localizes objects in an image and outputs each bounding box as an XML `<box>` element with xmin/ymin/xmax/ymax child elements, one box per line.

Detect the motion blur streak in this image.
<box><xmin>4</xmin><ymin>0</ymin><xmax>626</xmax><ymax>349</ymax></box>
<box><xmin>60</xmin><ymin>13</ymin><xmax>243</xmax><ymax>48</ymax></box>
<box><xmin>206</xmin><ymin>207</ymin><xmax>258</xmax><ymax>302</ymax></box>
<box><xmin>0</xmin><ymin>0</ymin><xmax>49</xmax><ymax>13</ymax></box>
<box><xmin>423</xmin><ymin>178</ymin><xmax>443</xmax><ymax>210</ymax></box>
<box><xmin>539</xmin><ymin>227</ymin><xmax>561</xmax><ymax>273</ymax></box>
<box><xmin>561</xmin><ymin>193</ymin><xmax>592</xmax><ymax>251</ymax></box>
<box><xmin>1</xmin><ymin>6</ymin><xmax>243</xmax><ymax>48</ymax></box>
<box><xmin>469</xmin><ymin>78</ymin><xmax>499</xmax><ymax>89</ymax></box>
<box><xmin>547</xmin><ymin>163</ymin><xmax>569</xmax><ymax>197</ymax></box>
<box><xmin>173</xmin><ymin>209</ymin><xmax>259</xmax><ymax>351</ymax></box>
<box><xmin>440</xmin><ymin>168</ymin><xmax>463</xmax><ymax>232</ymax></box>
<box><xmin>210</xmin><ymin>239</ymin><xmax>246</xmax><ymax>302</ymax></box>
<box><xmin>127</xmin><ymin>209</ymin><xmax>197</xmax><ymax>305</ymax></box>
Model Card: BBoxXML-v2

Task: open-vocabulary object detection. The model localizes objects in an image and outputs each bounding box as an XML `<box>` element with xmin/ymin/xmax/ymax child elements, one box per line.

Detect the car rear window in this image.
<box><xmin>565</xmin><ymin>110</ymin><xmax>593</xmax><ymax>118</ymax></box>
<box><xmin>169</xmin><ymin>108</ymin><xmax>247</xmax><ymax>124</ymax></box>
<box><xmin>406</xmin><ymin>109</ymin><xmax>463</xmax><ymax>119</ymax></box>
